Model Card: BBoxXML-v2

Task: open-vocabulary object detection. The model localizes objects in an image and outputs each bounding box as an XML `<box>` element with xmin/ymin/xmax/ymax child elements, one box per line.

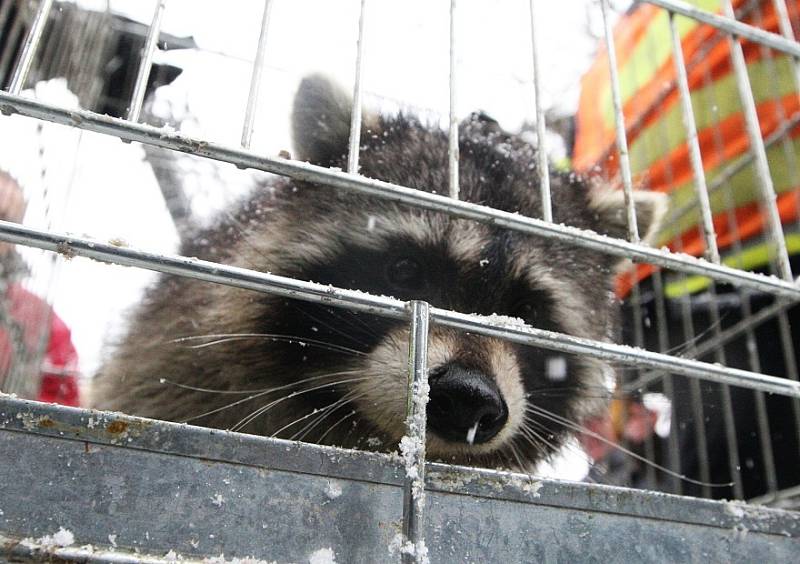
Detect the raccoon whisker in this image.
<box><xmin>171</xmin><ymin>333</ymin><xmax>368</xmax><ymax>357</ymax></box>
<box><xmin>229</xmin><ymin>377</ymin><xmax>369</xmax><ymax>432</ymax></box>
<box><xmin>178</xmin><ymin>371</ymin><xmax>364</xmax><ymax>423</ymax></box>
<box><xmin>518</xmin><ymin>420</ymin><xmax>614</xmax><ymax>483</ymax></box>
<box><xmin>661</xmin><ymin>310</ymin><xmax>730</xmax><ymax>357</ymax></box>
<box><xmin>291</xmin><ymin>391</ymin><xmax>366</xmax><ymax>442</ymax></box>
<box><xmin>522</xmin><ymin>417</ymin><xmax>609</xmax><ymax>478</ymax></box>
<box><xmin>268</xmin><ymin>395</ymin><xmax>354</xmax><ymax>439</ymax></box>
<box><xmin>518</xmin><ymin>422</ymin><xmax>567</xmax><ymax>464</ymax></box>
<box><xmin>317</xmin><ymin>409</ymin><xmax>359</xmax><ymax>445</ymax></box>
<box><xmin>268</xmin><ymin>390</ymin><xmax>364</xmax><ymax>439</ymax></box>
<box><xmin>159</xmin><ymin>372</ymin><xmax>352</xmax><ymax>395</ymax></box>
<box><xmin>524</xmin><ymin>404</ymin><xmax>733</xmax><ymax>488</ymax></box>
<box><xmin>506</xmin><ymin>438</ymin><xmax>535</xmax><ymax>474</ymax></box>
<box><xmin>291</xmin><ymin>306</ymin><xmax>373</xmax><ymax>351</ymax></box>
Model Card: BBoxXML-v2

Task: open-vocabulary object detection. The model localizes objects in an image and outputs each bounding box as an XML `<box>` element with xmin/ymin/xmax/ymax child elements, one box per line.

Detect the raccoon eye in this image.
<box><xmin>513</xmin><ymin>300</ymin><xmax>538</xmax><ymax>323</ymax></box>
<box><xmin>387</xmin><ymin>257</ymin><xmax>425</xmax><ymax>291</ymax></box>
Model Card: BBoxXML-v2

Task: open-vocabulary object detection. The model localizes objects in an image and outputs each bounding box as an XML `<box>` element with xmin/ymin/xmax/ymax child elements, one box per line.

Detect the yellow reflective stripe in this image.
<box><xmin>664</xmin><ymin>233</ymin><xmax>800</xmax><ymax>297</ymax></box>
<box><xmin>628</xmin><ymin>55</ymin><xmax>797</xmax><ymax>177</ymax></box>
<box><xmin>600</xmin><ymin>6</ymin><xmax>708</xmax><ymax>131</ymax></box>
<box><xmin>656</xmin><ymin>132</ymin><xmax>800</xmax><ymax>245</ymax></box>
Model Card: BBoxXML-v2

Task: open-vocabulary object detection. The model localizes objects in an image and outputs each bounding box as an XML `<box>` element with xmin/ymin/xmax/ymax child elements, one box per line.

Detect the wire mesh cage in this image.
<box><xmin>0</xmin><ymin>0</ymin><xmax>799</xmax><ymax>562</ymax></box>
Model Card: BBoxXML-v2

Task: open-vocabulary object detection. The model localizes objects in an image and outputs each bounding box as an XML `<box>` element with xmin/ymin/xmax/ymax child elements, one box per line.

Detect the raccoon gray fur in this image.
<box><xmin>92</xmin><ymin>74</ymin><xmax>665</xmax><ymax>470</ymax></box>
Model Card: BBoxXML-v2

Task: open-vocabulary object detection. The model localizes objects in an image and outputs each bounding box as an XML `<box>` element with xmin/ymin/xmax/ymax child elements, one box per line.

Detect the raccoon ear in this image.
<box><xmin>588</xmin><ymin>188</ymin><xmax>668</xmax><ymax>246</ymax></box>
<box><xmin>292</xmin><ymin>74</ymin><xmax>355</xmax><ymax>167</ymax></box>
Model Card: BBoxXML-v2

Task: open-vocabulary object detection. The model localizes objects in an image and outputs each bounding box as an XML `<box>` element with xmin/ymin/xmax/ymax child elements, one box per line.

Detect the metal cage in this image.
<box><xmin>0</xmin><ymin>0</ymin><xmax>799</xmax><ymax>562</ymax></box>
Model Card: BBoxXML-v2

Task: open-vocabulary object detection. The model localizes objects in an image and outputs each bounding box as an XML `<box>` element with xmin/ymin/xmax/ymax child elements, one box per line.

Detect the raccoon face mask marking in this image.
<box><xmin>93</xmin><ymin>74</ymin><xmax>665</xmax><ymax>471</ymax></box>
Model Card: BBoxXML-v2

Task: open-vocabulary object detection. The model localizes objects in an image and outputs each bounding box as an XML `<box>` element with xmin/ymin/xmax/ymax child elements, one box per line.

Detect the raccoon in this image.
<box><xmin>92</xmin><ymin>75</ymin><xmax>665</xmax><ymax>470</ymax></box>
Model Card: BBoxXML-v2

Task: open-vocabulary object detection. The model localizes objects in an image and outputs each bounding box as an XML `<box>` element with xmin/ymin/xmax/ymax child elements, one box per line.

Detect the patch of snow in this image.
<box><xmin>38</xmin><ymin>527</ymin><xmax>75</xmax><ymax>548</ymax></box>
<box><xmin>325</xmin><ymin>482</ymin><xmax>343</xmax><ymax>500</ymax></box>
<box><xmin>466</xmin><ymin>422</ymin><xmax>479</xmax><ymax>445</ymax></box>
<box><xmin>107</xmin><ymin>534</ymin><xmax>117</xmax><ymax>547</ymax></box>
<box><xmin>308</xmin><ymin>547</ymin><xmax>337</xmax><ymax>564</ymax></box>
<box><xmin>211</xmin><ymin>494</ymin><xmax>225</xmax><ymax>507</ymax></box>
<box><xmin>545</xmin><ymin>356</ymin><xmax>567</xmax><ymax>381</ymax></box>
<box><xmin>725</xmin><ymin>502</ymin><xmax>746</xmax><ymax>518</ymax></box>
<box><xmin>388</xmin><ymin>534</ymin><xmax>429</xmax><ymax>564</ymax></box>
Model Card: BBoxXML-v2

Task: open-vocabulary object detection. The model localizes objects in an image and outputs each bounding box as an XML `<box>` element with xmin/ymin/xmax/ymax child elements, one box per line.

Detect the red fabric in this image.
<box><xmin>1</xmin><ymin>283</ymin><xmax>79</xmax><ymax>406</ymax></box>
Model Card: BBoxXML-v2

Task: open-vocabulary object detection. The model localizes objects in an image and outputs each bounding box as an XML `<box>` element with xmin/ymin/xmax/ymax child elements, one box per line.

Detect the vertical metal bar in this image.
<box><xmin>652</xmin><ymin>270</ymin><xmax>683</xmax><ymax>494</ymax></box>
<box><xmin>7</xmin><ymin>0</ymin><xmax>53</xmax><ymax>94</ymax></box>
<box><xmin>739</xmin><ymin>309</ymin><xmax>780</xmax><ymax>497</ymax></box>
<box><xmin>600</xmin><ymin>0</ymin><xmax>640</xmax><ymax>243</ymax></box>
<box><xmin>668</xmin><ymin>12</ymin><xmax>721</xmax><ymax>263</ymax></box>
<box><xmin>722</xmin><ymin>0</ymin><xmax>793</xmax><ymax>281</ymax></box>
<box><xmin>241</xmin><ymin>0</ymin><xmax>273</xmax><ymax>150</ymax></box>
<box><xmin>701</xmin><ymin>53</ymin><xmax>753</xmax><ymax>499</ymax></box>
<box><xmin>0</xmin><ymin>12</ymin><xmax>25</xmax><ymax>88</ymax></box>
<box><xmin>708</xmin><ymin>287</ymin><xmax>745</xmax><ymax>499</ymax></box>
<box><xmin>753</xmin><ymin>0</ymin><xmax>800</xmax><ymax>488</ymax></box>
<box><xmin>448</xmin><ymin>0</ymin><xmax>459</xmax><ymax>200</ymax></box>
<box><xmin>347</xmin><ymin>0</ymin><xmax>368</xmax><ymax>174</ymax></box>
<box><xmin>771</xmin><ymin>0</ymin><xmax>800</xmax><ymax>90</ymax></box>
<box><xmin>401</xmin><ymin>300</ymin><xmax>430</xmax><ymax>564</ymax></box>
<box><xmin>127</xmin><ymin>0</ymin><xmax>167</xmax><ymax>123</ymax></box>
<box><xmin>0</xmin><ymin>1</ymin><xmax>14</xmax><ymax>40</ymax></box>
<box><xmin>527</xmin><ymin>0</ymin><xmax>552</xmax><ymax>222</ymax></box>
<box><xmin>676</xmin><ymin>274</ymin><xmax>712</xmax><ymax>497</ymax></box>
<box><xmin>629</xmin><ymin>278</ymin><xmax>657</xmax><ymax>489</ymax></box>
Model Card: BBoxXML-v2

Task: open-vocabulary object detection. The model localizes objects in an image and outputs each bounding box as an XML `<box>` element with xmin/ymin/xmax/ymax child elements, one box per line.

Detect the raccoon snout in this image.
<box><xmin>426</xmin><ymin>364</ymin><xmax>508</xmax><ymax>445</ymax></box>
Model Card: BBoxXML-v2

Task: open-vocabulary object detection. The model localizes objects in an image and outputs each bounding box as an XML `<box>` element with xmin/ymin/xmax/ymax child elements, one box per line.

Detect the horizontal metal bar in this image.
<box><xmin>2</xmin><ymin>395</ymin><xmax>798</xmax><ymax>561</ymax></box>
<box><xmin>0</xmin><ymin>535</ymin><xmax>192</xmax><ymax>564</ymax></box>
<box><xmin>626</xmin><ymin>296</ymin><xmax>797</xmax><ymax>392</ymax></box>
<box><xmin>0</xmin><ymin>220</ymin><xmax>798</xmax><ymax>398</ymax></box>
<box><xmin>1</xmin><ymin>92</ymin><xmax>798</xmax><ymax>300</ymax></box>
<box><xmin>641</xmin><ymin>0</ymin><xmax>800</xmax><ymax>58</ymax></box>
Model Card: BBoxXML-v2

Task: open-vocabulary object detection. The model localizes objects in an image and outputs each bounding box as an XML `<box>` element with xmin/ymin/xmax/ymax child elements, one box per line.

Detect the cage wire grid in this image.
<box><xmin>0</xmin><ymin>0</ymin><xmax>799</xmax><ymax>561</ymax></box>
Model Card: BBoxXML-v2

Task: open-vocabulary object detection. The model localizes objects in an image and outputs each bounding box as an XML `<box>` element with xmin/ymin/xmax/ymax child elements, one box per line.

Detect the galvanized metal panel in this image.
<box><xmin>1</xmin><ymin>395</ymin><xmax>798</xmax><ymax>562</ymax></box>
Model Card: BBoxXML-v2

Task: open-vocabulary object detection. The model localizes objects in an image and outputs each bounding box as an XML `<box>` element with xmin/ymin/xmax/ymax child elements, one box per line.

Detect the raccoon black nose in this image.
<box><xmin>426</xmin><ymin>364</ymin><xmax>508</xmax><ymax>445</ymax></box>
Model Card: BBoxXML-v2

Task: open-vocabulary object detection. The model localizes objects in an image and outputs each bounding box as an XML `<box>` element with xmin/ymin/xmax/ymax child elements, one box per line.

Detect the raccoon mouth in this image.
<box><xmin>426</xmin><ymin>363</ymin><xmax>510</xmax><ymax>446</ymax></box>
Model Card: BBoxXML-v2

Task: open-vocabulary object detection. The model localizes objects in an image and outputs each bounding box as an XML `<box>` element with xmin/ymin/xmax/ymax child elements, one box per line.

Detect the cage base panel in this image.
<box><xmin>0</xmin><ymin>395</ymin><xmax>797</xmax><ymax>563</ymax></box>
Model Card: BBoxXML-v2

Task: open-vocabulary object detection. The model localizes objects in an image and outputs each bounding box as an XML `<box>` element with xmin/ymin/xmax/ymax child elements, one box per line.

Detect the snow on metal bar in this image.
<box><xmin>400</xmin><ymin>300</ymin><xmax>431</xmax><ymax>564</ymax></box>
<box><xmin>0</xmin><ymin>220</ymin><xmax>798</xmax><ymax>398</ymax></box>
<box><xmin>0</xmin><ymin>91</ymin><xmax>798</xmax><ymax>299</ymax></box>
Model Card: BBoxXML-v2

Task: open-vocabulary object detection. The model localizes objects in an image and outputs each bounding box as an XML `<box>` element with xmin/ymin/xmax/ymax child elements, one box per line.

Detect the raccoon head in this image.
<box><xmin>222</xmin><ymin>75</ymin><xmax>665</xmax><ymax>470</ymax></box>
